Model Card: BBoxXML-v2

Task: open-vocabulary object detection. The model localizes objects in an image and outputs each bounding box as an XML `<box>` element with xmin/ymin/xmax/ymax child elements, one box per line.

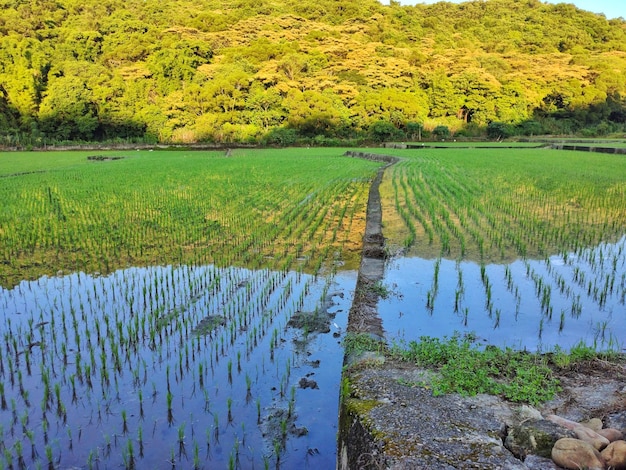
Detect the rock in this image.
<box><xmin>601</xmin><ymin>440</ymin><xmax>626</xmax><ymax>470</ymax></box>
<box><xmin>598</xmin><ymin>428</ymin><xmax>624</xmax><ymax>442</ymax></box>
<box><xmin>581</xmin><ymin>418</ymin><xmax>604</xmax><ymax>432</ymax></box>
<box><xmin>524</xmin><ymin>454</ymin><xmax>561</xmax><ymax>470</ymax></box>
<box><xmin>606</xmin><ymin>412</ymin><xmax>626</xmax><ymax>432</ymax></box>
<box><xmin>289</xmin><ymin>424</ymin><xmax>308</xmax><ymax>437</ymax></box>
<box><xmin>574</xmin><ymin>424</ymin><xmax>610</xmax><ymax>450</ymax></box>
<box><xmin>546</xmin><ymin>414</ymin><xmax>580</xmax><ymax>430</ymax></box>
<box><xmin>518</xmin><ymin>405</ymin><xmax>543</xmax><ymax>421</ymax></box>
<box><xmin>505</xmin><ymin>418</ymin><xmax>575</xmax><ymax>459</ymax></box>
<box><xmin>298</xmin><ymin>377</ymin><xmax>319</xmax><ymax>389</ymax></box>
<box><xmin>551</xmin><ymin>437</ymin><xmax>605</xmax><ymax>470</ymax></box>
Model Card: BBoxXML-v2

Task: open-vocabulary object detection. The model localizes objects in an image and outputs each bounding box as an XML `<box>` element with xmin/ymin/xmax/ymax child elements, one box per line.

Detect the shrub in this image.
<box><xmin>262</xmin><ymin>127</ymin><xmax>298</xmax><ymax>146</ymax></box>
<box><xmin>432</xmin><ymin>125</ymin><xmax>450</xmax><ymax>140</ymax></box>
<box><xmin>487</xmin><ymin>121</ymin><xmax>514</xmax><ymax>140</ymax></box>
<box><xmin>369</xmin><ymin>120</ymin><xmax>402</xmax><ymax>142</ymax></box>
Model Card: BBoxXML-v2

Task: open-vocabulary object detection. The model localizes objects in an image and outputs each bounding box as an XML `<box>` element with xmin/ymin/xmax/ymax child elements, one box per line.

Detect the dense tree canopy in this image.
<box><xmin>0</xmin><ymin>0</ymin><xmax>625</xmax><ymax>145</ymax></box>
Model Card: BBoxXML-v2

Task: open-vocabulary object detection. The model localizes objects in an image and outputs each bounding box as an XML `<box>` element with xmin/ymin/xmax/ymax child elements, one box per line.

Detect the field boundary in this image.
<box><xmin>338</xmin><ymin>152</ymin><xmax>399</xmax><ymax>468</ymax></box>
<box><xmin>342</xmin><ymin>151</ymin><xmax>398</xmax><ymax>337</ymax></box>
<box><xmin>548</xmin><ymin>144</ymin><xmax>626</xmax><ymax>154</ymax></box>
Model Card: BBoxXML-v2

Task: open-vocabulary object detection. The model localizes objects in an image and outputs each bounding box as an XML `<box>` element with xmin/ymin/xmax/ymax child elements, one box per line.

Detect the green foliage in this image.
<box><xmin>369</xmin><ymin>120</ymin><xmax>402</xmax><ymax>142</ymax></box>
<box><xmin>431</xmin><ymin>125</ymin><xmax>450</xmax><ymax>139</ymax></box>
<box><xmin>1</xmin><ymin>0</ymin><xmax>626</xmax><ymax>145</ymax></box>
<box><xmin>391</xmin><ymin>335</ymin><xmax>561</xmax><ymax>405</ymax></box>
<box><xmin>343</xmin><ymin>333</ymin><xmax>385</xmax><ymax>357</ymax></box>
<box><xmin>486</xmin><ymin>121</ymin><xmax>514</xmax><ymax>140</ymax></box>
<box><xmin>262</xmin><ymin>127</ymin><xmax>298</xmax><ymax>147</ymax></box>
<box><xmin>367</xmin><ymin>281</ymin><xmax>392</xmax><ymax>299</ymax></box>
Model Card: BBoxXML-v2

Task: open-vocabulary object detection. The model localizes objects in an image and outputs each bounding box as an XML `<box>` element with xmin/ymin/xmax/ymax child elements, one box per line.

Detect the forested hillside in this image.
<box><xmin>1</xmin><ymin>0</ymin><xmax>625</xmax><ymax>145</ymax></box>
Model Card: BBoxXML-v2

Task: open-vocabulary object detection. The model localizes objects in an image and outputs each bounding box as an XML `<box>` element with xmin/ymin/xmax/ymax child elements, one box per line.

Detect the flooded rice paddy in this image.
<box><xmin>379</xmin><ymin>236</ymin><xmax>626</xmax><ymax>352</ymax></box>
<box><xmin>0</xmin><ymin>264</ymin><xmax>355</xmax><ymax>469</ymax></box>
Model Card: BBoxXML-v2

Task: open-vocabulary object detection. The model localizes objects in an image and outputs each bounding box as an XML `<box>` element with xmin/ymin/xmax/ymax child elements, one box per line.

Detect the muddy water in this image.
<box><xmin>0</xmin><ymin>265</ymin><xmax>355</xmax><ymax>469</ymax></box>
<box><xmin>379</xmin><ymin>236</ymin><xmax>626</xmax><ymax>352</ymax></box>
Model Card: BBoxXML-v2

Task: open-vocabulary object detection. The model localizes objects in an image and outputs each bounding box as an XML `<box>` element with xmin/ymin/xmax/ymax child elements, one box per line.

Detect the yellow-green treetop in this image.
<box><xmin>1</xmin><ymin>0</ymin><xmax>625</xmax><ymax>143</ymax></box>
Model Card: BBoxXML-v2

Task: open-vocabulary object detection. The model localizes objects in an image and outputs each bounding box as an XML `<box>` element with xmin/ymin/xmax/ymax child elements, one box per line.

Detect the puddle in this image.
<box><xmin>379</xmin><ymin>236</ymin><xmax>626</xmax><ymax>352</ymax></box>
<box><xmin>0</xmin><ymin>264</ymin><xmax>356</xmax><ymax>469</ymax></box>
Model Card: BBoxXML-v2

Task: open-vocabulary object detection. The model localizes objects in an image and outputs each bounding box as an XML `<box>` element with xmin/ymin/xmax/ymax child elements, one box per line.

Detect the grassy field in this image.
<box><xmin>373</xmin><ymin>146</ymin><xmax>626</xmax><ymax>352</ymax></box>
<box><xmin>378</xmin><ymin>147</ymin><xmax>626</xmax><ymax>261</ymax></box>
<box><xmin>2</xmin><ymin>146</ymin><xmax>625</xmax><ymax>469</ymax></box>
<box><xmin>0</xmin><ymin>148</ymin><xmax>380</xmax><ymax>469</ymax></box>
<box><xmin>0</xmin><ymin>149</ymin><xmax>380</xmax><ymax>287</ymax></box>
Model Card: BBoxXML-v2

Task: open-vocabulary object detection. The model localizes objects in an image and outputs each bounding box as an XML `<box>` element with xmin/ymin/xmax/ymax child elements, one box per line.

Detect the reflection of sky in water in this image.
<box><xmin>379</xmin><ymin>236</ymin><xmax>626</xmax><ymax>352</ymax></box>
<box><xmin>0</xmin><ymin>264</ymin><xmax>355</xmax><ymax>469</ymax></box>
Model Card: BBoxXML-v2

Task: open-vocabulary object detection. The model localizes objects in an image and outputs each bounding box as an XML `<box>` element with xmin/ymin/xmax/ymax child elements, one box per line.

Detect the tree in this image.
<box><xmin>263</xmin><ymin>127</ymin><xmax>298</xmax><ymax>146</ymax></box>
<box><xmin>486</xmin><ymin>122</ymin><xmax>513</xmax><ymax>140</ymax></box>
<box><xmin>245</xmin><ymin>84</ymin><xmax>286</xmax><ymax>129</ymax></box>
<box><xmin>146</xmin><ymin>40</ymin><xmax>213</xmax><ymax>91</ymax></box>
<box><xmin>369</xmin><ymin>120</ymin><xmax>401</xmax><ymax>142</ymax></box>
<box><xmin>432</xmin><ymin>125</ymin><xmax>450</xmax><ymax>140</ymax></box>
<box><xmin>283</xmin><ymin>89</ymin><xmax>350</xmax><ymax>137</ymax></box>
<box><xmin>38</xmin><ymin>64</ymin><xmax>102</xmax><ymax>140</ymax></box>
<box><xmin>405</xmin><ymin>121</ymin><xmax>423</xmax><ymax>141</ymax></box>
<box><xmin>1</xmin><ymin>0</ymin><xmax>626</xmax><ymax>143</ymax></box>
<box><xmin>427</xmin><ymin>71</ymin><xmax>463</xmax><ymax>118</ymax></box>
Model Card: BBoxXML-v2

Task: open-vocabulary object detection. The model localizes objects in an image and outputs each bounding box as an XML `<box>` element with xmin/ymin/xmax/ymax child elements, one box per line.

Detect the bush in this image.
<box><xmin>517</xmin><ymin>120</ymin><xmax>544</xmax><ymax>136</ymax></box>
<box><xmin>262</xmin><ymin>127</ymin><xmax>298</xmax><ymax>146</ymax></box>
<box><xmin>432</xmin><ymin>125</ymin><xmax>450</xmax><ymax>140</ymax></box>
<box><xmin>487</xmin><ymin>121</ymin><xmax>514</xmax><ymax>139</ymax></box>
<box><xmin>369</xmin><ymin>120</ymin><xmax>402</xmax><ymax>142</ymax></box>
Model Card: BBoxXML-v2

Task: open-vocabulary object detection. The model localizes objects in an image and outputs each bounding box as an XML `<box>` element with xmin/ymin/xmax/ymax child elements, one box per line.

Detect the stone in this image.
<box><xmin>606</xmin><ymin>411</ymin><xmax>626</xmax><ymax>431</ymax></box>
<box><xmin>581</xmin><ymin>418</ymin><xmax>604</xmax><ymax>432</ymax></box>
<box><xmin>574</xmin><ymin>424</ymin><xmax>610</xmax><ymax>450</ymax></box>
<box><xmin>505</xmin><ymin>418</ymin><xmax>575</xmax><ymax>459</ymax></box>
<box><xmin>597</xmin><ymin>428</ymin><xmax>625</xmax><ymax>442</ymax></box>
<box><xmin>601</xmin><ymin>440</ymin><xmax>626</xmax><ymax>470</ymax></box>
<box><xmin>551</xmin><ymin>438</ymin><xmax>605</xmax><ymax>470</ymax></box>
<box><xmin>518</xmin><ymin>405</ymin><xmax>543</xmax><ymax>421</ymax></box>
<box><xmin>546</xmin><ymin>414</ymin><xmax>580</xmax><ymax>430</ymax></box>
<box><xmin>523</xmin><ymin>454</ymin><xmax>561</xmax><ymax>470</ymax></box>
<box><xmin>298</xmin><ymin>377</ymin><xmax>319</xmax><ymax>389</ymax></box>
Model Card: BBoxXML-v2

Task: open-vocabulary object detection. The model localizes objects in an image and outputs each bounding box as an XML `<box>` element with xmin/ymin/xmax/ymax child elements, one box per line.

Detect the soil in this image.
<box><xmin>86</xmin><ymin>155</ymin><xmax>126</xmax><ymax>161</ymax></box>
<box><xmin>339</xmin><ymin>152</ymin><xmax>626</xmax><ymax>469</ymax></box>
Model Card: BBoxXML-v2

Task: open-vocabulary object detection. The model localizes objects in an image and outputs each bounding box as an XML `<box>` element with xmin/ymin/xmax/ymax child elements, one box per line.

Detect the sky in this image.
<box><xmin>388</xmin><ymin>0</ymin><xmax>625</xmax><ymax>20</ymax></box>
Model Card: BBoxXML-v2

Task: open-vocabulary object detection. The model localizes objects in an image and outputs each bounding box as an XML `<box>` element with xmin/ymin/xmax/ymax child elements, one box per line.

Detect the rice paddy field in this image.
<box><xmin>0</xmin><ymin>149</ymin><xmax>380</xmax><ymax>469</ymax></box>
<box><xmin>2</xmin><ymin>145</ymin><xmax>626</xmax><ymax>469</ymax></box>
<box><xmin>377</xmin><ymin>147</ymin><xmax>626</xmax><ymax>352</ymax></box>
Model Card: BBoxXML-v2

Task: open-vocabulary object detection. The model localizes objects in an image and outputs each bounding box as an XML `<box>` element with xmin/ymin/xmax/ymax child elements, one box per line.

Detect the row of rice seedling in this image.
<box><xmin>0</xmin><ymin>149</ymin><xmax>377</xmax><ymax>287</ymax></box>
<box><xmin>0</xmin><ymin>264</ymin><xmax>329</xmax><ymax>468</ymax></box>
<box><xmin>0</xmin><ymin>149</ymin><xmax>377</xmax><ymax>468</ymax></box>
<box><xmin>377</xmin><ymin>148</ymin><xmax>626</xmax><ymax>350</ymax></box>
<box><xmin>385</xmin><ymin>150</ymin><xmax>625</xmax><ymax>262</ymax></box>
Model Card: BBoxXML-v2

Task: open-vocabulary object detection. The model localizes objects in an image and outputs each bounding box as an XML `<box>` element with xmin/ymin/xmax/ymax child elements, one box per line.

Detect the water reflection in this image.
<box><xmin>379</xmin><ymin>236</ymin><xmax>626</xmax><ymax>352</ymax></box>
<box><xmin>0</xmin><ymin>264</ymin><xmax>355</xmax><ymax>469</ymax></box>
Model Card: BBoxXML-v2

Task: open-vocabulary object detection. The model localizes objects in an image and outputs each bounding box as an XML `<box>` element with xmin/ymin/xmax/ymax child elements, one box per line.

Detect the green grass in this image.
<box><xmin>0</xmin><ymin>148</ymin><xmax>380</xmax><ymax>286</ymax></box>
<box><xmin>389</xmin><ymin>334</ymin><xmax>626</xmax><ymax>405</ymax></box>
<box><xmin>377</xmin><ymin>147</ymin><xmax>626</xmax><ymax>261</ymax></box>
<box><xmin>345</xmin><ymin>332</ymin><xmax>620</xmax><ymax>405</ymax></box>
<box><xmin>0</xmin><ymin>147</ymin><xmax>378</xmax><ymax>469</ymax></box>
<box><xmin>343</xmin><ymin>333</ymin><xmax>385</xmax><ymax>357</ymax></box>
<box><xmin>390</xmin><ymin>335</ymin><xmax>562</xmax><ymax>405</ymax></box>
